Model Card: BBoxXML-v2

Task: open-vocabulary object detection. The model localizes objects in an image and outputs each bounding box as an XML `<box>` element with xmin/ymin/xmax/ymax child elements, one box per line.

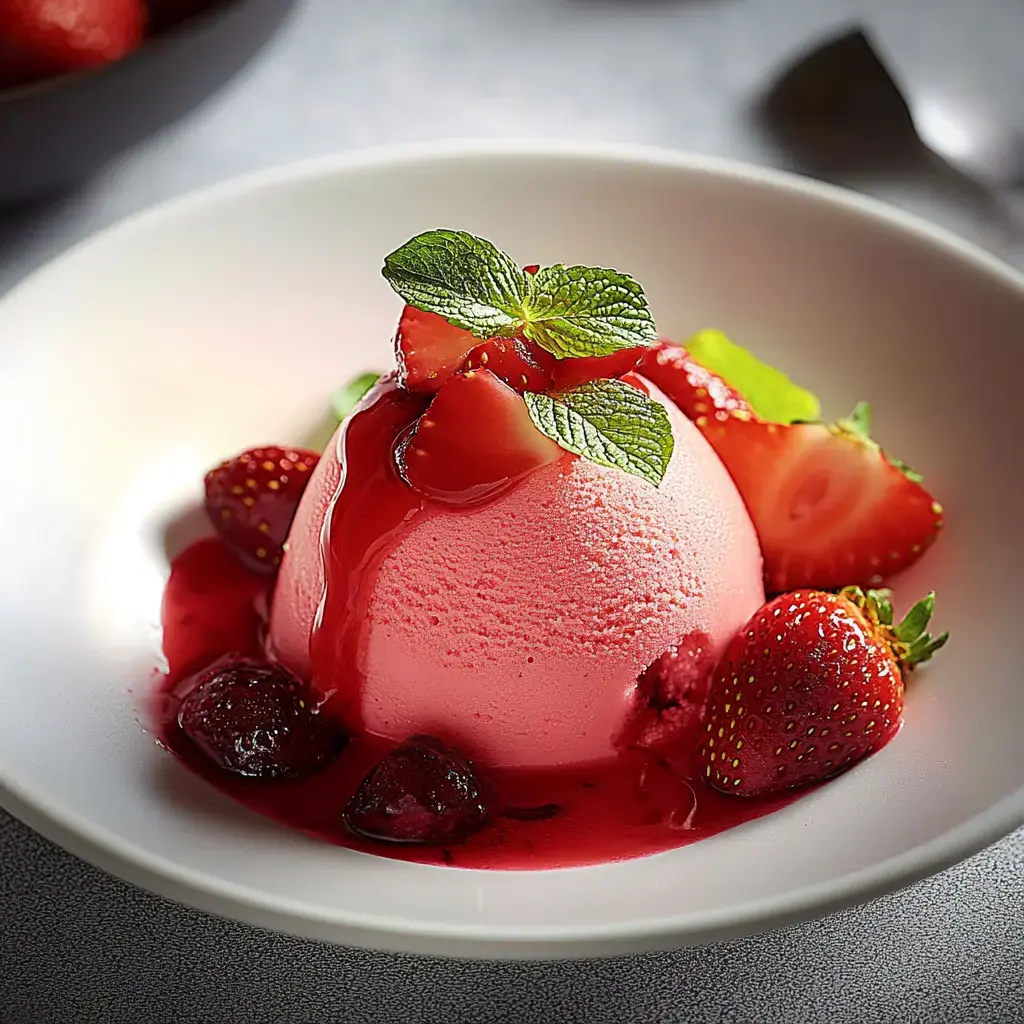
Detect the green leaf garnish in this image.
<box><xmin>842</xmin><ymin>586</ymin><xmax>949</xmax><ymax>670</ymax></box>
<box><xmin>382</xmin><ymin>230</ymin><xmax>657</xmax><ymax>361</ymax></box>
<box><xmin>865</xmin><ymin>588</ymin><xmax>894</xmax><ymax>626</ymax></box>
<box><xmin>894</xmin><ymin>591</ymin><xmax>949</xmax><ymax>667</ymax></box>
<box><xmin>382</xmin><ymin>230</ymin><xmax>529</xmax><ymax>338</ymax></box>
<box><xmin>524</xmin><ymin>380</ymin><xmax>674</xmax><ymax>487</ymax></box>
<box><xmin>685</xmin><ymin>329</ymin><xmax>821</xmax><ymax>424</ymax></box>
<box><xmin>522</xmin><ymin>264</ymin><xmax>657</xmax><ymax>359</ymax></box>
<box><xmin>331</xmin><ymin>372</ymin><xmax>381</xmax><ymax>423</ymax></box>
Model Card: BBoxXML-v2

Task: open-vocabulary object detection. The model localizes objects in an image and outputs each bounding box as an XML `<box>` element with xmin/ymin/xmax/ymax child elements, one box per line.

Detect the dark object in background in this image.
<box><xmin>0</xmin><ymin>0</ymin><xmax>299</xmax><ymax>205</ymax></box>
<box><xmin>757</xmin><ymin>25</ymin><xmax>925</xmax><ymax>175</ymax></box>
<box><xmin>147</xmin><ymin>0</ymin><xmax>225</xmax><ymax>33</ymax></box>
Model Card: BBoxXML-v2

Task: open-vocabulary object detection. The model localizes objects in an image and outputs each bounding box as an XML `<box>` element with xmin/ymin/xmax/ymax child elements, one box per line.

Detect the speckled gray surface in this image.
<box><xmin>3</xmin><ymin>0</ymin><xmax>1024</xmax><ymax>1020</ymax></box>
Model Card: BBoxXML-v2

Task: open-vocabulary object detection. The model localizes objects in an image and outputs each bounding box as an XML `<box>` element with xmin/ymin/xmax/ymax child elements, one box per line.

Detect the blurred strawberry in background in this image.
<box><xmin>0</xmin><ymin>0</ymin><xmax>149</xmax><ymax>88</ymax></box>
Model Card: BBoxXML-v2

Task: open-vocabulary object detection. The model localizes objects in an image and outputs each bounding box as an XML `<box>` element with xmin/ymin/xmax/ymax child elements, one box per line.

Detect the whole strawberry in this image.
<box><xmin>699</xmin><ymin>587</ymin><xmax>947</xmax><ymax>797</ymax></box>
<box><xmin>204</xmin><ymin>446</ymin><xmax>319</xmax><ymax>574</ymax></box>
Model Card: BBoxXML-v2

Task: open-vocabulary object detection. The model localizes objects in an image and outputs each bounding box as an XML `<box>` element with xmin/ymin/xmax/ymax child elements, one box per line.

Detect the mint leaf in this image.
<box><xmin>524</xmin><ymin>380</ymin><xmax>674</xmax><ymax>486</ymax></box>
<box><xmin>382</xmin><ymin>230</ymin><xmax>529</xmax><ymax>338</ymax></box>
<box><xmin>331</xmin><ymin>372</ymin><xmax>381</xmax><ymax>423</ymax></box>
<box><xmin>382</xmin><ymin>230</ymin><xmax>657</xmax><ymax>359</ymax></box>
<box><xmin>522</xmin><ymin>264</ymin><xmax>657</xmax><ymax>359</ymax></box>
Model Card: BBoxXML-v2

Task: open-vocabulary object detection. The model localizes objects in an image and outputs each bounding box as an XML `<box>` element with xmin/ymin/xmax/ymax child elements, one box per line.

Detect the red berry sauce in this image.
<box><xmin>154</xmin><ymin>382</ymin><xmax>805</xmax><ymax>869</ymax></box>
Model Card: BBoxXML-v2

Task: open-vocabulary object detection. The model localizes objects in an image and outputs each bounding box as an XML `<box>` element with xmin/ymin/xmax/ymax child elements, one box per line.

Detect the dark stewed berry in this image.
<box><xmin>343</xmin><ymin>735</ymin><xmax>493</xmax><ymax>844</ymax></box>
<box><xmin>176</xmin><ymin>656</ymin><xmax>345</xmax><ymax>780</ymax></box>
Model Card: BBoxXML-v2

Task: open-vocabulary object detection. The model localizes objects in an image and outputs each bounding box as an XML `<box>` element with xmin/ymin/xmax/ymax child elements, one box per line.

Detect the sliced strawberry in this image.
<box><xmin>638</xmin><ymin>341</ymin><xmax>753</xmax><ymax>424</ymax></box>
<box><xmin>548</xmin><ymin>347</ymin><xmax>648</xmax><ymax>390</ymax></box>
<box><xmin>204</xmin><ymin>446</ymin><xmax>320</xmax><ymax>574</ymax></box>
<box><xmin>702</xmin><ymin>405</ymin><xmax>943</xmax><ymax>593</ymax></box>
<box><xmin>462</xmin><ymin>338</ymin><xmax>553</xmax><ymax>392</ymax></box>
<box><xmin>397</xmin><ymin>368</ymin><xmax>562</xmax><ymax>505</ymax></box>
<box><xmin>394</xmin><ymin>306</ymin><xmax>479</xmax><ymax>392</ymax></box>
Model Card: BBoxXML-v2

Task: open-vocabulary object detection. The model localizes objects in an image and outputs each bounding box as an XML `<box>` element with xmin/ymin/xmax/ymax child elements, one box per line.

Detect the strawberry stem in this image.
<box><xmin>840</xmin><ymin>586</ymin><xmax>948</xmax><ymax>670</ymax></box>
<box><xmin>865</xmin><ymin>588</ymin><xmax>894</xmax><ymax>626</ymax></box>
<box><xmin>895</xmin><ymin>592</ymin><xmax>934</xmax><ymax>644</ymax></box>
<box><xmin>833</xmin><ymin>403</ymin><xmax>924</xmax><ymax>483</ymax></box>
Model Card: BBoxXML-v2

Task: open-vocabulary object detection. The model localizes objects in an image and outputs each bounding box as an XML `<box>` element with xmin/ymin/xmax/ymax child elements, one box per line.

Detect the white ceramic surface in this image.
<box><xmin>0</xmin><ymin>142</ymin><xmax>1022</xmax><ymax>960</ymax></box>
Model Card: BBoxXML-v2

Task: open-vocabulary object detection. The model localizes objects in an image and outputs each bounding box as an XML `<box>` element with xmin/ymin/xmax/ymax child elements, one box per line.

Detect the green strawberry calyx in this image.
<box><xmin>840</xmin><ymin>585</ymin><xmax>949</xmax><ymax>671</ymax></box>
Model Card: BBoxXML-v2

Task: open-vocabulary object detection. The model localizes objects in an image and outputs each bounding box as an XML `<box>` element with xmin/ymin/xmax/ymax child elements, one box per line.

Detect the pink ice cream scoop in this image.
<box><xmin>269</xmin><ymin>381</ymin><xmax>764</xmax><ymax>768</ymax></box>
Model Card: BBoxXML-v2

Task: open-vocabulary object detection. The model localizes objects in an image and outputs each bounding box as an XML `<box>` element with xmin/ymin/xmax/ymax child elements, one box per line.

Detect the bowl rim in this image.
<box><xmin>0</xmin><ymin>0</ymin><xmax>276</xmax><ymax>106</ymax></box>
<box><xmin>2</xmin><ymin>139</ymin><xmax>1023</xmax><ymax>956</ymax></box>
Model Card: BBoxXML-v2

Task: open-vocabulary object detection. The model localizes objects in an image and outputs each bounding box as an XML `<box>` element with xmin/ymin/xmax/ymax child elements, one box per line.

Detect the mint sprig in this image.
<box><xmin>382</xmin><ymin>230</ymin><xmax>529</xmax><ymax>338</ymax></box>
<box><xmin>382</xmin><ymin>230</ymin><xmax>657</xmax><ymax>360</ymax></box>
<box><xmin>525</xmin><ymin>380</ymin><xmax>674</xmax><ymax>487</ymax></box>
<box><xmin>523</xmin><ymin>264</ymin><xmax>657</xmax><ymax>359</ymax></box>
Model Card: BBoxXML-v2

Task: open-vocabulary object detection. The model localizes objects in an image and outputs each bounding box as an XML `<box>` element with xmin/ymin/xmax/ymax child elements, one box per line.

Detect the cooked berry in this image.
<box><xmin>177</xmin><ymin>656</ymin><xmax>345</xmax><ymax>779</ymax></box>
<box><xmin>343</xmin><ymin>735</ymin><xmax>492</xmax><ymax>844</ymax></box>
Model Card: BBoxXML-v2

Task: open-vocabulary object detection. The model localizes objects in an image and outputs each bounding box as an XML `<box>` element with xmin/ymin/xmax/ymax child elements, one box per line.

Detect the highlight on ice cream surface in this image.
<box><xmin>154</xmin><ymin>230</ymin><xmax>948</xmax><ymax>869</ymax></box>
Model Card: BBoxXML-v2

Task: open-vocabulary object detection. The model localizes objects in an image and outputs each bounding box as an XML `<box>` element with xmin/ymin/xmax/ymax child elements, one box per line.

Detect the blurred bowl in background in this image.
<box><xmin>0</xmin><ymin>0</ymin><xmax>300</xmax><ymax>205</ymax></box>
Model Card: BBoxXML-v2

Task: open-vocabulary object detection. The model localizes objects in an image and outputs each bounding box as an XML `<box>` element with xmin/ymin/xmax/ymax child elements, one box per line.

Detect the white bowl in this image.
<box><xmin>0</xmin><ymin>142</ymin><xmax>1022</xmax><ymax>960</ymax></box>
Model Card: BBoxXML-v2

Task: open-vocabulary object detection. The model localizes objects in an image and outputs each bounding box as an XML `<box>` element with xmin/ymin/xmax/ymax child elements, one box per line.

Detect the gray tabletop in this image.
<box><xmin>3</xmin><ymin>1</ymin><xmax>1024</xmax><ymax>1021</ymax></box>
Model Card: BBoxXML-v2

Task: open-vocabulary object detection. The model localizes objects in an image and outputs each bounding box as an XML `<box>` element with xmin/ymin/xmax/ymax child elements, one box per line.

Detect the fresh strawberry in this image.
<box><xmin>638</xmin><ymin>341</ymin><xmax>753</xmax><ymax>424</ymax></box>
<box><xmin>699</xmin><ymin>587</ymin><xmax>947</xmax><ymax>797</ymax></box>
<box><xmin>204</xmin><ymin>445</ymin><xmax>320</xmax><ymax>574</ymax></box>
<box><xmin>394</xmin><ymin>305</ymin><xmax>479</xmax><ymax>392</ymax></box>
<box><xmin>548</xmin><ymin>347</ymin><xmax>648</xmax><ymax>390</ymax></box>
<box><xmin>397</xmin><ymin>368</ymin><xmax>562</xmax><ymax>505</ymax></box>
<box><xmin>2</xmin><ymin>0</ymin><xmax>145</xmax><ymax>74</ymax></box>
<box><xmin>702</xmin><ymin>403</ymin><xmax>943</xmax><ymax>593</ymax></box>
<box><xmin>462</xmin><ymin>338</ymin><xmax>553</xmax><ymax>392</ymax></box>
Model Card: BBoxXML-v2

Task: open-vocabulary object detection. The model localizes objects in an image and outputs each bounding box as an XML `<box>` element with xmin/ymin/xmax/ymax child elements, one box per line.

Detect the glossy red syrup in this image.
<box><xmin>154</xmin><ymin>379</ymin><xmax>805</xmax><ymax>868</ymax></box>
<box><xmin>308</xmin><ymin>376</ymin><xmax>433</xmax><ymax>728</ymax></box>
